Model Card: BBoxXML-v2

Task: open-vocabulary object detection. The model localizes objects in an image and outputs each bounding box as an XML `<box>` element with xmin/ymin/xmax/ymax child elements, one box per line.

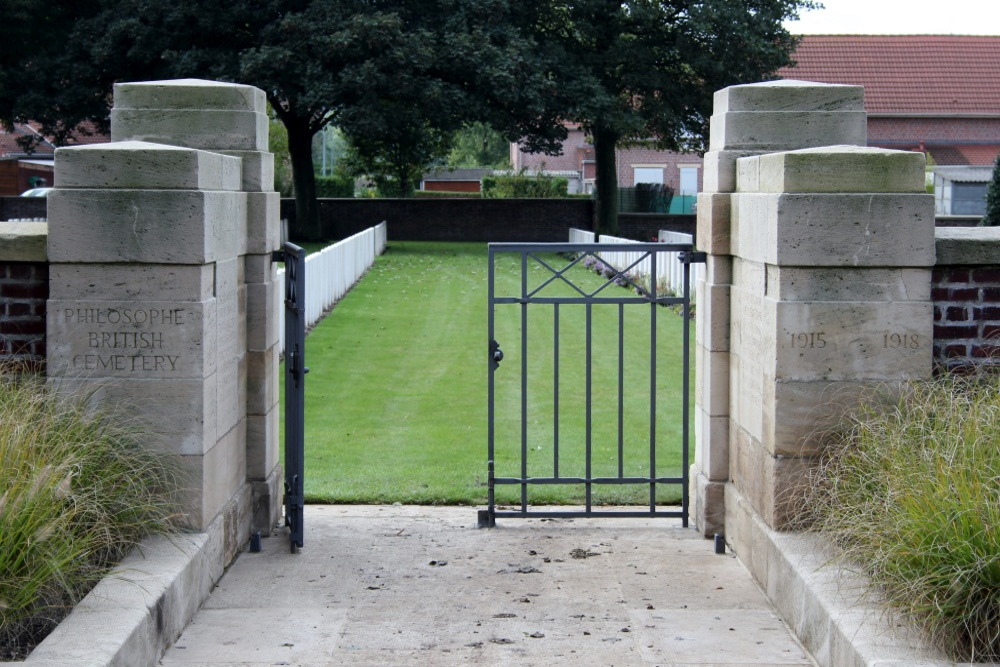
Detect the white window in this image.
<box><xmin>679</xmin><ymin>166</ymin><xmax>699</xmax><ymax>197</ymax></box>
<box><xmin>633</xmin><ymin>167</ymin><xmax>664</xmax><ymax>185</ymax></box>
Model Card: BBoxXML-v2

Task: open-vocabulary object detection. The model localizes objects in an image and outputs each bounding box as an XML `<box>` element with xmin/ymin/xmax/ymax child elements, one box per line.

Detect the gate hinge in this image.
<box><xmin>271</xmin><ymin>250</ymin><xmax>286</xmax><ymax>263</ymax></box>
<box><xmin>678</xmin><ymin>250</ymin><xmax>707</xmax><ymax>265</ymax></box>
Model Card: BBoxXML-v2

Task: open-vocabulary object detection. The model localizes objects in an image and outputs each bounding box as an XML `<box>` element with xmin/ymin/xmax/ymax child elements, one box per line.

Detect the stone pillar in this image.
<box><xmin>47</xmin><ymin>80</ymin><xmax>282</xmax><ymax>548</ymax></box>
<box><xmin>691</xmin><ymin>80</ymin><xmax>866</xmax><ymax>536</ymax></box>
<box><xmin>726</xmin><ymin>145</ymin><xmax>934</xmax><ymax>545</ymax></box>
<box><xmin>111</xmin><ymin>79</ymin><xmax>283</xmax><ymax>536</ymax></box>
<box><xmin>47</xmin><ymin>141</ymin><xmax>245</xmax><ymax>533</ymax></box>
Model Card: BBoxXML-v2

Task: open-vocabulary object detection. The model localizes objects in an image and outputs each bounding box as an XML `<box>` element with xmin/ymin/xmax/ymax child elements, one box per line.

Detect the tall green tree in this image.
<box><xmin>341</xmin><ymin>119</ymin><xmax>451</xmax><ymax>197</ymax></box>
<box><xmin>1</xmin><ymin>0</ymin><xmax>363</xmax><ymax>240</ymax></box>
<box><xmin>1</xmin><ymin>0</ymin><xmax>566</xmax><ymax>240</ymax></box>
<box><xmin>528</xmin><ymin>0</ymin><xmax>818</xmax><ymax>234</ymax></box>
<box><xmin>448</xmin><ymin>122</ymin><xmax>511</xmax><ymax>169</ymax></box>
<box><xmin>333</xmin><ymin>0</ymin><xmax>566</xmax><ymax>197</ymax></box>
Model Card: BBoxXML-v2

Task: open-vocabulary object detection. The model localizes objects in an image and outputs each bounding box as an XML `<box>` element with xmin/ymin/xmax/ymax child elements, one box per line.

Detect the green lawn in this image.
<box><xmin>284</xmin><ymin>241</ymin><xmax>693</xmax><ymax>505</ymax></box>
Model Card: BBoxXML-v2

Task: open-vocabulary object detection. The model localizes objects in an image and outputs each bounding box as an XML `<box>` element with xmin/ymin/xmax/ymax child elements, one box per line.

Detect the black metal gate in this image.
<box><xmin>480</xmin><ymin>242</ymin><xmax>702</xmax><ymax>527</ymax></box>
<box><xmin>278</xmin><ymin>242</ymin><xmax>307</xmax><ymax>552</ymax></box>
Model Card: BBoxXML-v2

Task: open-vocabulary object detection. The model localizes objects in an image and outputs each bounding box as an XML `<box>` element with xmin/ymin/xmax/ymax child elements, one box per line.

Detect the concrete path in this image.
<box><xmin>159</xmin><ymin>505</ymin><xmax>816</xmax><ymax>666</ymax></box>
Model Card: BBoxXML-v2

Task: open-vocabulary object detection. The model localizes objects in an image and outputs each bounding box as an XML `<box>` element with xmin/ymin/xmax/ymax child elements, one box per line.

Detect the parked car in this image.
<box><xmin>19</xmin><ymin>187</ymin><xmax>53</xmax><ymax>197</ymax></box>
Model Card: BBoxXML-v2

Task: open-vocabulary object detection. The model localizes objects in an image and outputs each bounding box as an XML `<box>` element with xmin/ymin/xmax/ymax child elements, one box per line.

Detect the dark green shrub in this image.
<box><xmin>620</xmin><ymin>183</ymin><xmax>674</xmax><ymax>213</ymax></box>
<box><xmin>315</xmin><ymin>175</ymin><xmax>355</xmax><ymax>198</ymax></box>
<box><xmin>984</xmin><ymin>155</ymin><xmax>1000</xmax><ymax>226</ymax></box>
<box><xmin>634</xmin><ymin>183</ymin><xmax>674</xmax><ymax>213</ymax></box>
<box><xmin>482</xmin><ymin>170</ymin><xmax>568</xmax><ymax>198</ymax></box>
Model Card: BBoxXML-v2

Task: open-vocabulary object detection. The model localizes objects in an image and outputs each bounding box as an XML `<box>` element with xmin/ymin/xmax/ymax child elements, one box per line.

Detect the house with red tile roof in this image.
<box><xmin>778</xmin><ymin>35</ymin><xmax>1000</xmax><ymax>167</ymax></box>
<box><xmin>511</xmin><ymin>123</ymin><xmax>703</xmax><ymax>213</ymax></box>
<box><xmin>512</xmin><ymin>35</ymin><xmax>1000</xmax><ymax>217</ymax></box>
<box><xmin>0</xmin><ymin>122</ymin><xmax>107</xmax><ymax>195</ymax></box>
<box><xmin>0</xmin><ymin>124</ymin><xmax>55</xmax><ymax>195</ymax></box>
<box><xmin>779</xmin><ymin>34</ymin><xmax>1000</xmax><ymax>217</ymax></box>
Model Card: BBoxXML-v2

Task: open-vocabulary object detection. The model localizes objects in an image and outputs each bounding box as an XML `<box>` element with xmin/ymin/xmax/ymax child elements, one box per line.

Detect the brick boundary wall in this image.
<box><xmin>4</xmin><ymin>225</ymin><xmax>997</xmax><ymax>375</ymax></box>
<box><xmin>932</xmin><ymin>265</ymin><xmax>1000</xmax><ymax>372</ymax></box>
<box><xmin>0</xmin><ymin>260</ymin><xmax>48</xmax><ymax>368</ymax></box>
<box><xmin>10</xmin><ymin>260</ymin><xmax>996</xmax><ymax>373</ymax></box>
<box><xmin>0</xmin><ymin>196</ymin><xmax>47</xmax><ymax>221</ymax></box>
<box><xmin>280</xmin><ymin>198</ymin><xmax>696</xmax><ymax>243</ymax></box>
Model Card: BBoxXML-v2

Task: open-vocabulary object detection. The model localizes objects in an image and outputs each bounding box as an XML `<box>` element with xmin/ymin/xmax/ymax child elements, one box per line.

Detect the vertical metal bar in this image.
<box><xmin>283</xmin><ymin>242</ymin><xmax>306</xmax><ymax>552</ymax></box>
<box><xmin>487</xmin><ymin>246</ymin><xmax>496</xmax><ymax>520</ymax></box>
<box><xmin>617</xmin><ymin>303</ymin><xmax>624</xmax><ymax>479</ymax></box>
<box><xmin>520</xmin><ymin>251</ymin><xmax>528</xmax><ymax>512</ymax></box>
<box><xmin>585</xmin><ymin>303</ymin><xmax>593</xmax><ymax>514</ymax></box>
<box><xmin>553</xmin><ymin>303</ymin><xmax>560</xmax><ymax>479</ymax></box>
<box><xmin>681</xmin><ymin>252</ymin><xmax>692</xmax><ymax>527</ymax></box>
<box><xmin>649</xmin><ymin>250</ymin><xmax>658</xmax><ymax>512</ymax></box>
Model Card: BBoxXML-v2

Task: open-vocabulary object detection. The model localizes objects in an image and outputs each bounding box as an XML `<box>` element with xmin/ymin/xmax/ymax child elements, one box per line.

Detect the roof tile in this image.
<box><xmin>779</xmin><ymin>35</ymin><xmax>1000</xmax><ymax>114</ymax></box>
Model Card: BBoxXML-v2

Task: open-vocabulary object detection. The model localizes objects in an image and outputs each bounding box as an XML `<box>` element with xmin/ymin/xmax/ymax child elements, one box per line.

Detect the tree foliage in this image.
<box><xmin>525</xmin><ymin>0</ymin><xmax>819</xmax><ymax>234</ymax></box>
<box><xmin>482</xmin><ymin>170</ymin><xmax>569</xmax><ymax>198</ymax></box>
<box><xmin>340</xmin><ymin>120</ymin><xmax>451</xmax><ymax>198</ymax></box>
<box><xmin>2</xmin><ymin>0</ymin><xmax>817</xmax><ymax>236</ymax></box>
<box><xmin>448</xmin><ymin>123</ymin><xmax>512</xmax><ymax>169</ymax></box>
<box><xmin>1</xmin><ymin>0</ymin><xmax>565</xmax><ymax>240</ymax></box>
<box><xmin>268</xmin><ymin>110</ymin><xmax>295</xmax><ymax>197</ymax></box>
<box><xmin>985</xmin><ymin>155</ymin><xmax>1000</xmax><ymax>227</ymax></box>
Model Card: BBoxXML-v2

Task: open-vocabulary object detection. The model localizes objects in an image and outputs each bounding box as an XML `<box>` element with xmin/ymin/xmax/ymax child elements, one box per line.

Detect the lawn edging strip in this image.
<box><xmin>16</xmin><ymin>513</ymin><xmax>231</xmax><ymax>666</ymax></box>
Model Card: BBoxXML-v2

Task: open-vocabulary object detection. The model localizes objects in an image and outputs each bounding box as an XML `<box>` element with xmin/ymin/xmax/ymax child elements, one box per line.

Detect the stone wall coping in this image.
<box><xmin>0</xmin><ymin>221</ymin><xmax>48</xmax><ymax>262</ymax></box>
<box><xmin>21</xmin><ymin>508</ymin><xmax>227</xmax><ymax>666</ymax></box>
<box><xmin>935</xmin><ymin>226</ymin><xmax>1000</xmax><ymax>265</ymax></box>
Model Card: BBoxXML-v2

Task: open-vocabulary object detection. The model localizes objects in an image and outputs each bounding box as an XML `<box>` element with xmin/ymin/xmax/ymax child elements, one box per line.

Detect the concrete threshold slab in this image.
<box><xmin>160</xmin><ymin>504</ymin><xmax>816</xmax><ymax>666</ymax></box>
<box><xmin>16</xmin><ymin>511</ymin><xmax>229</xmax><ymax>667</ymax></box>
<box><xmin>727</xmin><ymin>488</ymin><xmax>999</xmax><ymax>667</ymax></box>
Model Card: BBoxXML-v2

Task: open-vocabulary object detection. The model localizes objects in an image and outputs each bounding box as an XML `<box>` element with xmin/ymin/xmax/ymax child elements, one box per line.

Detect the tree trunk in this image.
<box><xmin>286</xmin><ymin>120</ymin><xmax>321</xmax><ymax>242</ymax></box>
<box><xmin>592</xmin><ymin>124</ymin><xmax>619</xmax><ymax>236</ymax></box>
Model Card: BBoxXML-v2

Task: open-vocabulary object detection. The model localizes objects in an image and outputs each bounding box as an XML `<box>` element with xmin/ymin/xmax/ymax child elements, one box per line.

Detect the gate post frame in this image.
<box><xmin>725</xmin><ymin>145</ymin><xmax>934</xmax><ymax>539</ymax></box>
<box><xmin>111</xmin><ymin>79</ymin><xmax>284</xmax><ymax>539</ymax></box>
<box><xmin>691</xmin><ymin>80</ymin><xmax>868</xmax><ymax>537</ymax></box>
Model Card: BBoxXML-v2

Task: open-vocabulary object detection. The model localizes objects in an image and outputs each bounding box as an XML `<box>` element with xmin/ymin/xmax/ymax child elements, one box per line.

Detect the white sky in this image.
<box><xmin>784</xmin><ymin>0</ymin><xmax>1000</xmax><ymax>35</ymax></box>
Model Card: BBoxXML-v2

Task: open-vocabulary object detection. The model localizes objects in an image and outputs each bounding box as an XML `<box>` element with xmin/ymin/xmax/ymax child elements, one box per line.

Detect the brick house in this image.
<box><xmin>782</xmin><ymin>36</ymin><xmax>1000</xmax><ymax>165</ymax></box>
<box><xmin>0</xmin><ymin>123</ymin><xmax>56</xmax><ymax>196</ymax></box>
<box><xmin>0</xmin><ymin>122</ymin><xmax>108</xmax><ymax>196</ymax></box>
<box><xmin>782</xmin><ymin>35</ymin><xmax>1000</xmax><ymax>218</ymax></box>
<box><xmin>511</xmin><ymin>123</ymin><xmax>703</xmax><ymax>213</ymax></box>
<box><xmin>512</xmin><ymin>35</ymin><xmax>1000</xmax><ymax>214</ymax></box>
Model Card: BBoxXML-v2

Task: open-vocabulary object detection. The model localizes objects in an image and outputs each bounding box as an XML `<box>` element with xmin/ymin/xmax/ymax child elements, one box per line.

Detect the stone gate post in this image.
<box><xmin>725</xmin><ymin>144</ymin><xmax>935</xmax><ymax>556</ymax></box>
<box><xmin>46</xmin><ymin>80</ymin><xmax>281</xmax><ymax>555</ymax></box>
<box><xmin>691</xmin><ymin>80</ymin><xmax>867</xmax><ymax>536</ymax></box>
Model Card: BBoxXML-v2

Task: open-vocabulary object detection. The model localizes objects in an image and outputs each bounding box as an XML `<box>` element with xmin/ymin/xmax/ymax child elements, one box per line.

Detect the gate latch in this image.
<box><xmin>678</xmin><ymin>250</ymin><xmax>707</xmax><ymax>264</ymax></box>
<box><xmin>490</xmin><ymin>340</ymin><xmax>503</xmax><ymax>370</ymax></box>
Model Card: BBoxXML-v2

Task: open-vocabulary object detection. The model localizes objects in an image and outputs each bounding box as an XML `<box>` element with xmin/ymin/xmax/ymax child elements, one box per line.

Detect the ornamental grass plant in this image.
<box><xmin>805</xmin><ymin>374</ymin><xmax>1000</xmax><ymax>662</ymax></box>
<box><xmin>0</xmin><ymin>374</ymin><xmax>184</xmax><ymax>660</ymax></box>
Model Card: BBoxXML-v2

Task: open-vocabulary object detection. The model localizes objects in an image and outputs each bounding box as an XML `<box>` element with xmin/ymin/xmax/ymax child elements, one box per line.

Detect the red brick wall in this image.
<box><xmin>0</xmin><ymin>261</ymin><xmax>48</xmax><ymax>369</ymax></box>
<box><xmin>423</xmin><ymin>180</ymin><xmax>481</xmax><ymax>193</ymax></box>
<box><xmin>932</xmin><ymin>265</ymin><xmax>1000</xmax><ymax>372</ymax></box>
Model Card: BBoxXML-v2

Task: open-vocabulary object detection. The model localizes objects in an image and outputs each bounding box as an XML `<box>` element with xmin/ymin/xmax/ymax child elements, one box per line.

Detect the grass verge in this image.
<box><xmin>804</xmin><ymin>374</ymin><xmax>1000</xmax><ymax>662</ymax></box>
<box><xmin>290</xmin><ymin>241</ymin><xmax>693</xmax><ymax>506</ymax></box>
<box><xmin>0</xmin><ymin>375</ymin><xmax>183</xmax><ymax>660</ymax></box>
